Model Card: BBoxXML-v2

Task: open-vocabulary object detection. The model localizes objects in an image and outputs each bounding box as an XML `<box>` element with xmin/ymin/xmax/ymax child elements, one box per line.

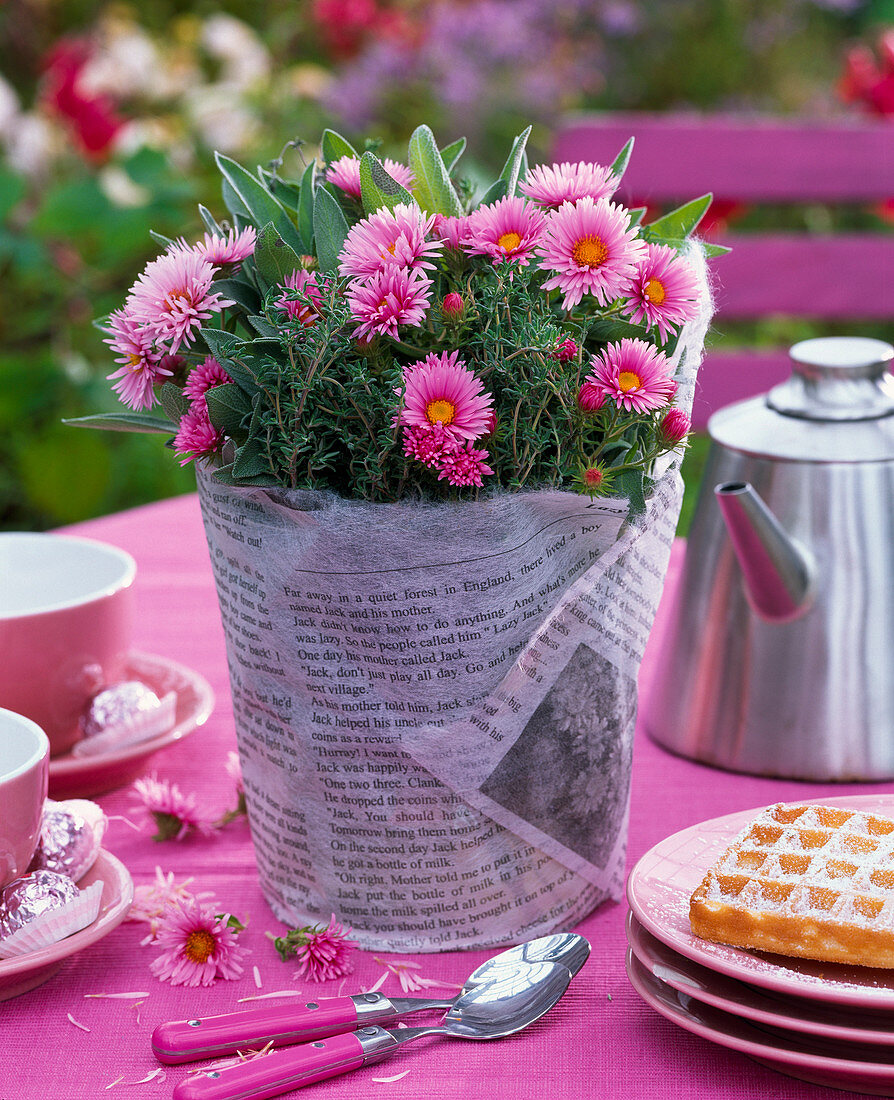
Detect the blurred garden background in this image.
<box><xmin>1</xmin><ymin>0</ymin><xmax>892</xmax><ymax>532</ymax></box>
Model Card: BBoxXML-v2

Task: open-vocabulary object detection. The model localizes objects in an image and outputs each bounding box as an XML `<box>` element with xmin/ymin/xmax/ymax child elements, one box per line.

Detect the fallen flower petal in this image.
<box><xmin>237</xmin><ymin>990</ymin><xmax>303</xmax><ymax>1002</ymax></box>
<box><xmin>253</xmin><ymin>965</ymin><xmax>263</xmax><ymax>989</ymax></box>
<box><xmin>372</xmin><ymin>1070</ymin><xmax>412</xmax><ymax>1083</ymax></box>
<box><xmin>84</xmin><ymin>991</ymin><xmax>150</xmax><ymax>999</ymax></box>
<box><xmin>105</xmin><ymin>1077</ymin><xmax>124</xmax><ymax>1090</ymax></box>
<box><xmin>132</xmin><ymin>1069</ymin><xmax>166</xmax><ymax>1084</ymax></box>
<box><xmin>67</xmin><ymin>1012</ymin><xmax>91</xmax><ymax>1032</ymax></box>
<box><xmin>364</xmin><ymin>970</ymin><xmax>389</xmax><ymax>994</ymax></box>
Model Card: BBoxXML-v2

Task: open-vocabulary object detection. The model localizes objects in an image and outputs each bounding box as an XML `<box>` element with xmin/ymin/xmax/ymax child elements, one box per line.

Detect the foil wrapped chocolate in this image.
<box><xmin>30</xmin><ymin>799</ymin><xmax>107</xmax><ymax>882</ymax></box>
<box><xmin>0</xmin><ymin>870</ymin><xmax>103</xmax><ymax>959</ymax></box>
<box><xmin>73</xmin><ymin>680</ymin><xmax>176</xmax><ymax>757</ymax></box>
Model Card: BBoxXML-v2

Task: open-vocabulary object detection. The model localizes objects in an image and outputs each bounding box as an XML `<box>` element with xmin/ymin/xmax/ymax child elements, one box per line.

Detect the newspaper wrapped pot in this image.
<box><xmin>196</xmin><ymin>253</ymin><xmax>711</xmax><ymax>952</ymax></box>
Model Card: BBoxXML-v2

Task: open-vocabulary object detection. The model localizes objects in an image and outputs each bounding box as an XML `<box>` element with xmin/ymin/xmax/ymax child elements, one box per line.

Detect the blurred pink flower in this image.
<box><xmin>128</xmin><ymin>249</ymin><xmax>233</xmax><ymax>353</ymax></box>
<box><xmin>625</xmin><ymin>243</ymin><xmax>701</xmax><ymax>343</ymax></box>
<box><xmin>400</xmin><ymin>351</ymin><xmax>494</xmax><ymax>441</ymax></box>
<box><xmin>464</xmin><ymin>195</ymin><xmax>546</xmax><ymax>267</ymax></box>
<box><xmin>104</xmin><ymin>307</ymin><xmax>172</xmax><ymax>410</ymax></box>
<box><xmin>183</xmin><ymin>356</ymin><xmax>232</xmax><ymax>401</ymax></box>
<box><xmin>520</xmin><ymin>161</ymin><xmax>617</xmax><ymax>209</ymax></box>
<box><xmin>338</xmin><ymin>203</ymin><xmax>441</xmax><ymax>279</ymax></box>
<box><xmin>326</xmin><ymin>153</ymin><xmax>414</xmax><ymax>199</ymax></box>
<box><xmin>128</xmin><ymin>867</ymin><xmax>215</xmax><ymax>937</ymax></box>
<box><xmin>538</xmin><ymin>197</ymin><xmax>647</xmax><ymax>309</ymax></box>
<box><xmin>289</xmin><ymin>914</ymin><xmax>356</xmax><ymax>982</ymax></box>
<box><xmin>132</xmin><ymin>774</ymin><xmax>214</xmax><ymax>841</ymax></box>
<box><xmin>348</xmin><ymin>267</ymin><xmax>432</xmax><ymax>340</ymax></box>
<box><xmin>149</xmin><ymin>899</ymin><xmax>248</xmax><ymax>987</ymax></box>
<box><xmin>586</xmin><ymin>338</ymin><xmax>676</xmax><ymax>414</ymax></box>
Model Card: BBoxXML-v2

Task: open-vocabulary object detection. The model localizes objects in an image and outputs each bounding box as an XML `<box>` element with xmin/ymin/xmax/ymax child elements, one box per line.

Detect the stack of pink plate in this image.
<box><xmin>626</xmin><ymin>795</ymin><xmax>894</xmax><ymax>1096</ymax></box>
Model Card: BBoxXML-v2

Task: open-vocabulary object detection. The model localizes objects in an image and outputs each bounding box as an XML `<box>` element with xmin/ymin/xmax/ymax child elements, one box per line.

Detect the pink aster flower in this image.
<box><xmin>193</xmin><ymin>226</ymin><xmax>257</xmax><ymax>265</ymax></box>
<box><xmin>577</xmin><ymin>381</ymin><xmax>605</xmax><ymax>412</ymax></box>
<box><xmin>149</xmin><ymin>898</ymin><xmax>248</xmax><ymax>987</ymax></box>
<box><xmin>437</xmin><ymin>442</ymin><xmax>494</xmax><ymax>487</ymax></box>
<box><xmin>431</xmin><ymin>214</ymin><xmax>472</xmax><ymax>251</ymax></box>
<box><xmin>183</xmin><ymin>356</ymin><xmax>232</xmax><ymax>401</ymax></box>
<box><xmin>402</xmin><ymin>421</ymin><xmax>454</xmax><ymax>468</ymax></box>
<box><xmin>464</xmin><ymin>195</ymin><xmax>547</xmax><ymax>267</ymax></box>
<box><xmin>326</xmin><ymin>154</ymin><xmax>414</xmax><ymax>200</ymax></box>
<box><xmin>659</xmin><ymin>407</ymin><xmax>691</xmax><ymax>446</ymax></box>
<box><xmin>441</xmin><ymin>291</ymin><xmax>464</xmax><ymax>320</ymax></box>
<box><xmin>128</xmin><ymin>867</ymin><xmax>216</xmax><ymax>937</ymax></box>
<box><xmin>104</xmin><ymin>307</ymin><xmax>173</xmax><ymax>410</ymax></box>
<box><xmin>173</xmin><ymin>402</ymin><xmax>224</xmax><ymax>467</ymax></box>
<box><xmin>400</xmin><ymin>351</ymin><xmax>494</xmax><ymax>441</ymax></box>
<box><xmin>128</xmin><ymin>249</ymin><xmax>233</xmax><ymax>353</ymax></box>
<box><xmin>132</xmin><ymin>774</ymin><xmax>215</xmax><ymax>840</ymax></box>
<box><xmin>348</xmin><ymin>267</ymin><xmax>432</xmax><ymax>340</ymax></box>
<box><xmin>538</xmin><ymin>197</ymin><xmax>648</xmax><ymax>309</ymax></box>
<box><xmin>276</xmin><ymin>914</ymin><xmax>356</xmax><ymax>982</ymax></box>
<box><xmin>587</xmin><ymin>338</ymin><xmax>676</xmax><ymax>413</ymax></box>
<box><xmin>552</xmin><ymin>337</ymin><xmax>578</xmax><ymax>363</ymax></box>
<box><xmin>625</xmin><ymin>243</ymin><xmax>702</xmax><ymax>343</ymax></box>
<box><xmin>338</xmin><ymin>203</ymin><xmax>441</xmax><ymax>279</ymax></box>
<box><xmin>521</xmin><ymin>161</ymin><xmax>617</xmax><ymax>209</ymax></box>
<box><xmin>276</xmin><ymin>268</ymin><xmax>323</xmax><ymax>326</ymax></box>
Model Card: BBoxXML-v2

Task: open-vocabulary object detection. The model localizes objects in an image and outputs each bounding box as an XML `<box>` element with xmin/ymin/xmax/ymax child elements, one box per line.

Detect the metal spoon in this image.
<box><xmin>171</xmin><ymin>960</ymin><xmax>574</xmax><ymax>1100</ymax></box>
<box><xmin>152</xmin><ymin>931</ymin><xmax>590</xmax><ymax>1064</ymax></box>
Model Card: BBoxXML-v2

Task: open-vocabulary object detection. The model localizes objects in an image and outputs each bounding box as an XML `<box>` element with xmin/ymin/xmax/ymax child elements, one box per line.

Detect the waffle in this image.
<box><xmin>689</xmin><ymin>803</ymin><xmax>894</xmax><ymax>967</ymax></box>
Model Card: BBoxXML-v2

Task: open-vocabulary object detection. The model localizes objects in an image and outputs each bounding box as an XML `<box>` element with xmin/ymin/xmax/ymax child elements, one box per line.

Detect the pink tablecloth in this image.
<box><xmin>2</xmin><ymin>492</ymin><xmax>885</xmax><ymax>1099</ymax></box>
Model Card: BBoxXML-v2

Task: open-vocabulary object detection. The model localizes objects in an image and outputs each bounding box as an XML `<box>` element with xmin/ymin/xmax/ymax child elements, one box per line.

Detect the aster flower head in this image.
<box><xmin>578</xmin><ymin>463</ymin><xmax>614</xmax><ymax>498</ymax></box>
<box><xmin>183</xmin><ymin>356</ymin><xmax>232</xmax><ymax>401</ymax></box>
<box><xmin>402</xmin><ymin>421</ymin><xmax>454</xmax><ymax>468</ymax></box>
<box><xmin>552</xmin><ymin>337</ymin><xmax>578</xmax><ymax>363</ymax></box>
<box><xmin>538</xmin><ymin>196</ymin><xmax>648</xmax><ymax>309</ymax></box>
<box><xmin>132</xmin><ymin>774</ymin><xmax>214</xmax><ymax>840</ymax></box>
<box><xmin>173</xmin><ymin>402</ymin><xmax>224</xmax><ymax>467</ymax></box>
<box><xmin>127</xmin><ymin>248</ymin><xmax>233</xmax><ymax>353</ymax></box>
<box><xmin>128</xmin><ymin>867</ymin><xmax>215</xmax><ymax>937</ymax></box>
<box><xmin>194</xmin><ymin>226</ymin><xmax>257</xmax><ymax>266</ymax></box>
<box><xmin>348</xmin><ymin>267</ymin><xmax>432</xmax><ymax>340</ymax></box>
<box><xmin>625</xmin><ymin>243</ymin><xmax>702</xmax><ymax>342</ymax></box>
<box><xmin>326</xmin><ymin>154</ymin><xmax>413</xmax><ymax>200</ymax></box>
<box><xmin>441</xmin><ymin>291</ymin><xmax>464</xmax><ymax>320</ymax></box>
<box><xmin>104</xmin><ymin>307</ymin><xmax>172</xmax><ymax>410</ymax></box>
<box><xmin>577</xmin><ymin>380</ymin><xmax>605</xmax><ymax>413</ymax></box>
<box><xmin>437</xmin><ymin>442</ymin><xmax>494</xmax><ymax>487</ymax></box>
<box><xmin>338</xmin><ymin>203</ymin><xmax>441</xmax><ymax>279</ymax></box>
<box><xmin>464</xmin><ymin>195</ymin><xmax>547</xmax><ymax>267</ymax></box>
<box><xmin>273</xmin><ymin>914</ymin><xmax>357</xmax><ymax>982</ymax></box>
<box><xmin>586</xmin><ymin>338</ymin><xmax>676</xmax><ymax>413</ymax></box>
<box><xmin>431</xmin><ymin>213</ymin><xmax>472</xmax><ymax>251</ymax></box>
<box><xmin>276</xmin><ymin>268</ymin><xmax>323</xmax><ymax>326</ymax></box>
<box><xmin>400</xmin><ymin>351</ymin><xmax>494</xmax><ymax>442</ymax></box>
<box><xmin>149</xmin><ymin>898</ymin><xmax>248</xmax><ymax>987</ymax></box>
<box><xmin>659</xmin><ymin>407</ymin><xmax>691</xmax><ymax>446</ymax></box>
<box><xmin>520</xmin><ymin>161</ymin><xmax>618</xmax><ymax>209</ymax></box>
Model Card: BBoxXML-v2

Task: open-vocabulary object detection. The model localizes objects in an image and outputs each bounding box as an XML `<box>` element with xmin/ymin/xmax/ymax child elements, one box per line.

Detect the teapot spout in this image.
<box><xmin>715</xmin><ymin>482</ymin><xmax>814</xmax><ymax>622</ymax></box>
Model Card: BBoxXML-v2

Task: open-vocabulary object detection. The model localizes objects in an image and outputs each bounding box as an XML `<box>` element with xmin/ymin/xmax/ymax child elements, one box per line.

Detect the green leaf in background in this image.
<box><xmin>478</xmin><ymin>178</ymin><xmax>508</xmax><ymax>205</ymax></box>
<box><xmin>149</xmin><ymin>229</ymin><xmax>175</xmax><ymax>248</ymax></box>
<box><xmin>498</xmin><ymin>126</ymin><xmax>532</xmax><ymax>198</ymax></box>
<box><xmin>321</xmin><ymin>128</ymin><xmax>359</xmax><ymax>165</ymax></box>
<box><xmin>702</xmin><ymin>242</ymin><xmax>732</xmax><ymax>257</ymax></box>
<box><xmin>17</xmin><ymin>429</ymin><xmax>113</xmax><ymax>525</ymax></box>
<box><xmin>232</xmin><ymin>439</ymin><xmax>271</xmax><ymax>478</ymax></box>
<box><xmin>646</xmin><ymin>194</ymin><xmax>713</xmax><ymax>239</ymax></box>
<box><xmin>313</xmin><ymin>186</ymin><xmax>349</xmax><ymax>272</ymax></box>
<box><xmin>221</xmin><ymin>179</ymin><xmax>251</xmax><ymax>221</ymax></box>
<box><xmin>158</xmin><ymin>382</ymin><xmax>189</xmax><ymax>426</ymax></box>
<box><xmin>627</xmin><ymin>206</ymin><xmax>647</xmax><ymax>226</ymax></box>
<box><xmin>408</xmin><ymin>125</ymin><xmax>464</xmax><ymax>217</ymax></box>
<box><xmin>609</xmin><ymin>137</ymin><xmax>635</xmax><ymax>184</ymax></box>
<box><xmin>258</xmin><ymin>167</ymin><xmax>302</xmax><ymax>213</ymax></box>
<box><xmin>359</xmin><ymin>151</ymin><xmax>416</xmax><ymax>215</ymax></box>
<box><xmin>254</xmin><ymin>222</ymin><xmax>304</xmax><ymax>287</ymax></box>
<box><xmin>298</xmin><ymin>160</ymin><xmax>315</xmax><ymax>256</ymax></box>
<box><xmin>613</xmin><ymin>466</ymin><xmax>647</xmax><ymax>519</ymax></box>
<box><xmin>62</xmin><ymin>412</ymin><xmax>175</xmax><ymax>433</ymax></box>
<box><xmin>198</xmin><ymin>204</ymin><xmax>224</xmax><ymax>236</ymax></box>
<box><xmin>0</xmin><ymin>167</ymin><xmax>26</xmax><ymax>222</ymax></box>
<box><xmin>439</xmin><ymin>137</ymin><xmax>466</xmax><ymax>174</ymax></box>
<box><xmin>213</xmin><ymin>277</ymin><xmax>262</xmax><ymax>313</ymax></box>
<box><xmin>200</xmin><ymin>327</ymin><xmax>245</xmax><ymax>362</ymax></box>
<box><xmin>206</xmin><ymin>383</ymin><xmax>252</xmax><ymax>436</ymax></box>
<box><xmin>215</xmin><ymin>152</ymin><xmax>304</xmax><ymax>253</ymax></box>
<box><xmin>246</xmin><ymin>314</ymin><xmax>281</xmax><ymax>337</ymax></box>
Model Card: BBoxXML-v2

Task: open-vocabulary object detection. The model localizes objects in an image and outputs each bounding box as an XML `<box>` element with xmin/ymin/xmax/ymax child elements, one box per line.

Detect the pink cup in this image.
<box><xmin>0</xmin><ymin>534</ymin><xmax>136</xmax><ymax>757</ymax></box>
<box><xmin>0</xmin><ymin>709</ymin><xmax>50</xmax><ymax>887</ymax></box>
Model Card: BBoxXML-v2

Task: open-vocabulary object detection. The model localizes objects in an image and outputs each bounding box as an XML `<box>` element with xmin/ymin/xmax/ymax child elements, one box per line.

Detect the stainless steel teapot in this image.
<box><xmin>643</xmin><ymin>336</ymin><xmax>894</xmax><ymax>780</ymax></box>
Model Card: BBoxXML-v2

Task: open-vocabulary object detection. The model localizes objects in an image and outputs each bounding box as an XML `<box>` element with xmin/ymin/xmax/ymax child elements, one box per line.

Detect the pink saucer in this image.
<box><xmin>48</xmin><ymin>652</ymin><xmax>214</xmax><ymax>799</ymax></box>
<box><xmin>626</xmin><ymin>911</ymin><xmax>894</xmax><ymax>1046</ymax></box>
<box><xmin>626</xmin><ymin>795</ymin><xmax>894</xmax><ymax>1008</ymax></box>
<box><xmin>627</xmin><ymin>949</ymin><xmax>894</xmax><ymax>1096</ymax></box>
<box><xmin>0</xmin><ymin>849</ymin><xmax>133</xmax><ymax>1000</ymax></box>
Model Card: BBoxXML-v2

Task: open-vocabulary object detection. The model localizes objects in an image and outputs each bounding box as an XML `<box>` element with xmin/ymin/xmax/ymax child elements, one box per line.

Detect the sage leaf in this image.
<box><xmin>609</xmin><ymin>137</ymin><xmax>635</xmax><ymax>184</ymax></box>
<box><xmin>646</xmin><ymin>194</ymin><xmax>713</xmax><ymax>240</ymax></box>
<box><xmin>158</xmin><ymin>382</ymin><xmax>189</xmax><ymax>425</ymax></box>
<box><xmin>439</xmin><ymin>137</ymin><xmax>466</xmax><ymax>174</ymax></box>
<box><xmin>359</xmin><ymin>151</ymin><xmax>415</xmax><ymax>215</ymax></box>
<box><xmin>498</xmin><ymin>126</ymin><xmax>532</xmax><ymax>198</ymax></box>
<box><xmin>298</xmin><ymin>160</ymin><xmax>316</xmax><ymax>255</ymax></box>
<box><xmin>321</xmin><ymin>129</ymin><xmax>359</xmax><ymax>165</ymax></box>
<box><xmin>215</xmin><ymin>152</ymin><xmax>304</xmax><ymax>253</ymax></box>
<box><xmin>408</xmin><ymin>124</ymin><xmax>463</xmax><ymax>216</ymax></box>
<box><xmin>313</xmin><ymin>186</ymin><xmax>349</xmax><ymax>272</ymax></box>
<box><xmin>253</xmin><ymin>222</ymin><xmax>304</xmax><ymax>286</ymax></box>
<box><xmin>206</xmin><ymin>382</ymin><xmax>252</xmax><ymax>436</ymax></box>
<box><xmin>62</xmin><ymin>412</ymin><xmax>175</xmax><ymax>434</ymax></box>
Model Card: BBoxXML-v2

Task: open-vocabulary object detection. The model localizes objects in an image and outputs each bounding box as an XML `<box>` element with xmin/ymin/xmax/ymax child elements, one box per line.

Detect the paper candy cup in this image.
<box><xmin>0</xmin><ymin>880</ymin><xmax>102</xmax><ymax>958</ymax></box>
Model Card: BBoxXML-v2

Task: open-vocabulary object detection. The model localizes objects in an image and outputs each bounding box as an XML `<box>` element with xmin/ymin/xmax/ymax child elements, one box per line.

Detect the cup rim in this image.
<box><xmin>0</xmin><ymin>709</ymin><xmax>50</xmax><ymax>781</ymax></box>
<box><xmin>0</xmin><ymin>533</ymin><xmax>136</xmax><ymax>620</ymax></box>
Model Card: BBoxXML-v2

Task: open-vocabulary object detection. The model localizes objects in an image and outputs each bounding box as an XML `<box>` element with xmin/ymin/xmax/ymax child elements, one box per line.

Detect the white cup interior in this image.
<box><xmin>0</xmin><ymin>533</ymin><xmax>136</xmax><ymax>618</ymax></box>
<box><xmin>0</xmin><ymin>709</ymin><xmax>49</xmax><ymax>781</ymax></box>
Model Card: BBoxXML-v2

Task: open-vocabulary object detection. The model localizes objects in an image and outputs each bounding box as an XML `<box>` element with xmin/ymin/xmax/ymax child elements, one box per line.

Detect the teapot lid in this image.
<box><xmin>709</xmin><ymin>337</ymin><xmax>894</xmax><ymax>463</ymax></box>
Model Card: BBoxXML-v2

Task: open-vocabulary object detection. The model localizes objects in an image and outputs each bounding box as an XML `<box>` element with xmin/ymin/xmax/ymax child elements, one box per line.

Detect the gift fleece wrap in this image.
<box><xmin>196</xmin><ymin>248</ymin><xmax>712</xmax><ymax>951</ymax></box>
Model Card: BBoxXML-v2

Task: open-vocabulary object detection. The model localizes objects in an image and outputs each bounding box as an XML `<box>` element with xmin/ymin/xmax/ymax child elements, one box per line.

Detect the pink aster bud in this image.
<box><xmin>552</xmin><ymin>337</ymin><xmax>578</xmax><ymax>362</ymax></box>
<box><xmin>584</xmin><ymin>467</ymin><xmax>606</xmax><ymax>491</ymax></box>
<box><xmin>659</xmin><ymin>407</ymin><xmax>691</xmax><ymax>445</ymax></box>
<box><xmin>441</xmin><ymin>292</ymin><xmax>464</xmax><ymax>320</ymax></box>
<box><xmin>577</xmin><ymin>381</ymin><xmax>605</xmax><ymax>412</ymax></box>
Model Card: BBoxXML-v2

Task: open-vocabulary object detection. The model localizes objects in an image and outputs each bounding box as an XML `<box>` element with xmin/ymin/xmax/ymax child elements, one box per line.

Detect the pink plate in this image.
<box><xmin>48</xmin><ymin>652</ymin><xmax>214</xmax><ymax>799</ymax></box>
<box><xmin>627</xmin><ymin>949</ymin><xmax>894</xmax><ymax>1096</ymax></box>
<box><xmin>626</xmin><ymin>911</ymin><xmax>894</xmax><ymax>1045</ymax></box>
<box><xmin>0</xmin><ymin>849</ymin><xmax>133</xmax><ymax>1000</ymax></box>
<box><xmin>626</xmin><ymin>794</ymin><xmax>894</xmax><ymax>1008</ymax></box>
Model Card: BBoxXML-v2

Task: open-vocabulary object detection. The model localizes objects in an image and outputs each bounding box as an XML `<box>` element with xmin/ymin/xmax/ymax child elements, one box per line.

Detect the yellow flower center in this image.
<box><xmin>618</xmin><ymin>371</ymin><xmax>642</xmax><ymax>393</ymax></box>
<box><xmin>644</xmin><ymin>277</ymin><xmax>666</xmax><ymax>304</ymax></box>
<box><xmin>381</xmin><ymin>240</ymin><xmax>398</xmax><ymax>259</ymax></box>
<box><xmin>183</xmin><ymin>928</ymin><xmax>217</xmax><ymax>964</ymax></box>
<box><xmin>426</xmin><ymin>399</ymin><xmax>456</xmax><ymax>425</ymax></box>
<box><xmin>571</xmin><ymin>235</ymin><xmax>608</xmax><ymax>268</ymax></box>
<box><xmin>497</xmin><ymin>231</ymin><xmax>523</xmax><ymax>253</ymax></box>
<box><xmin>127</xmin><ymin>353</ymin><xmax>143</xmax><ymax>371</ymax></box>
